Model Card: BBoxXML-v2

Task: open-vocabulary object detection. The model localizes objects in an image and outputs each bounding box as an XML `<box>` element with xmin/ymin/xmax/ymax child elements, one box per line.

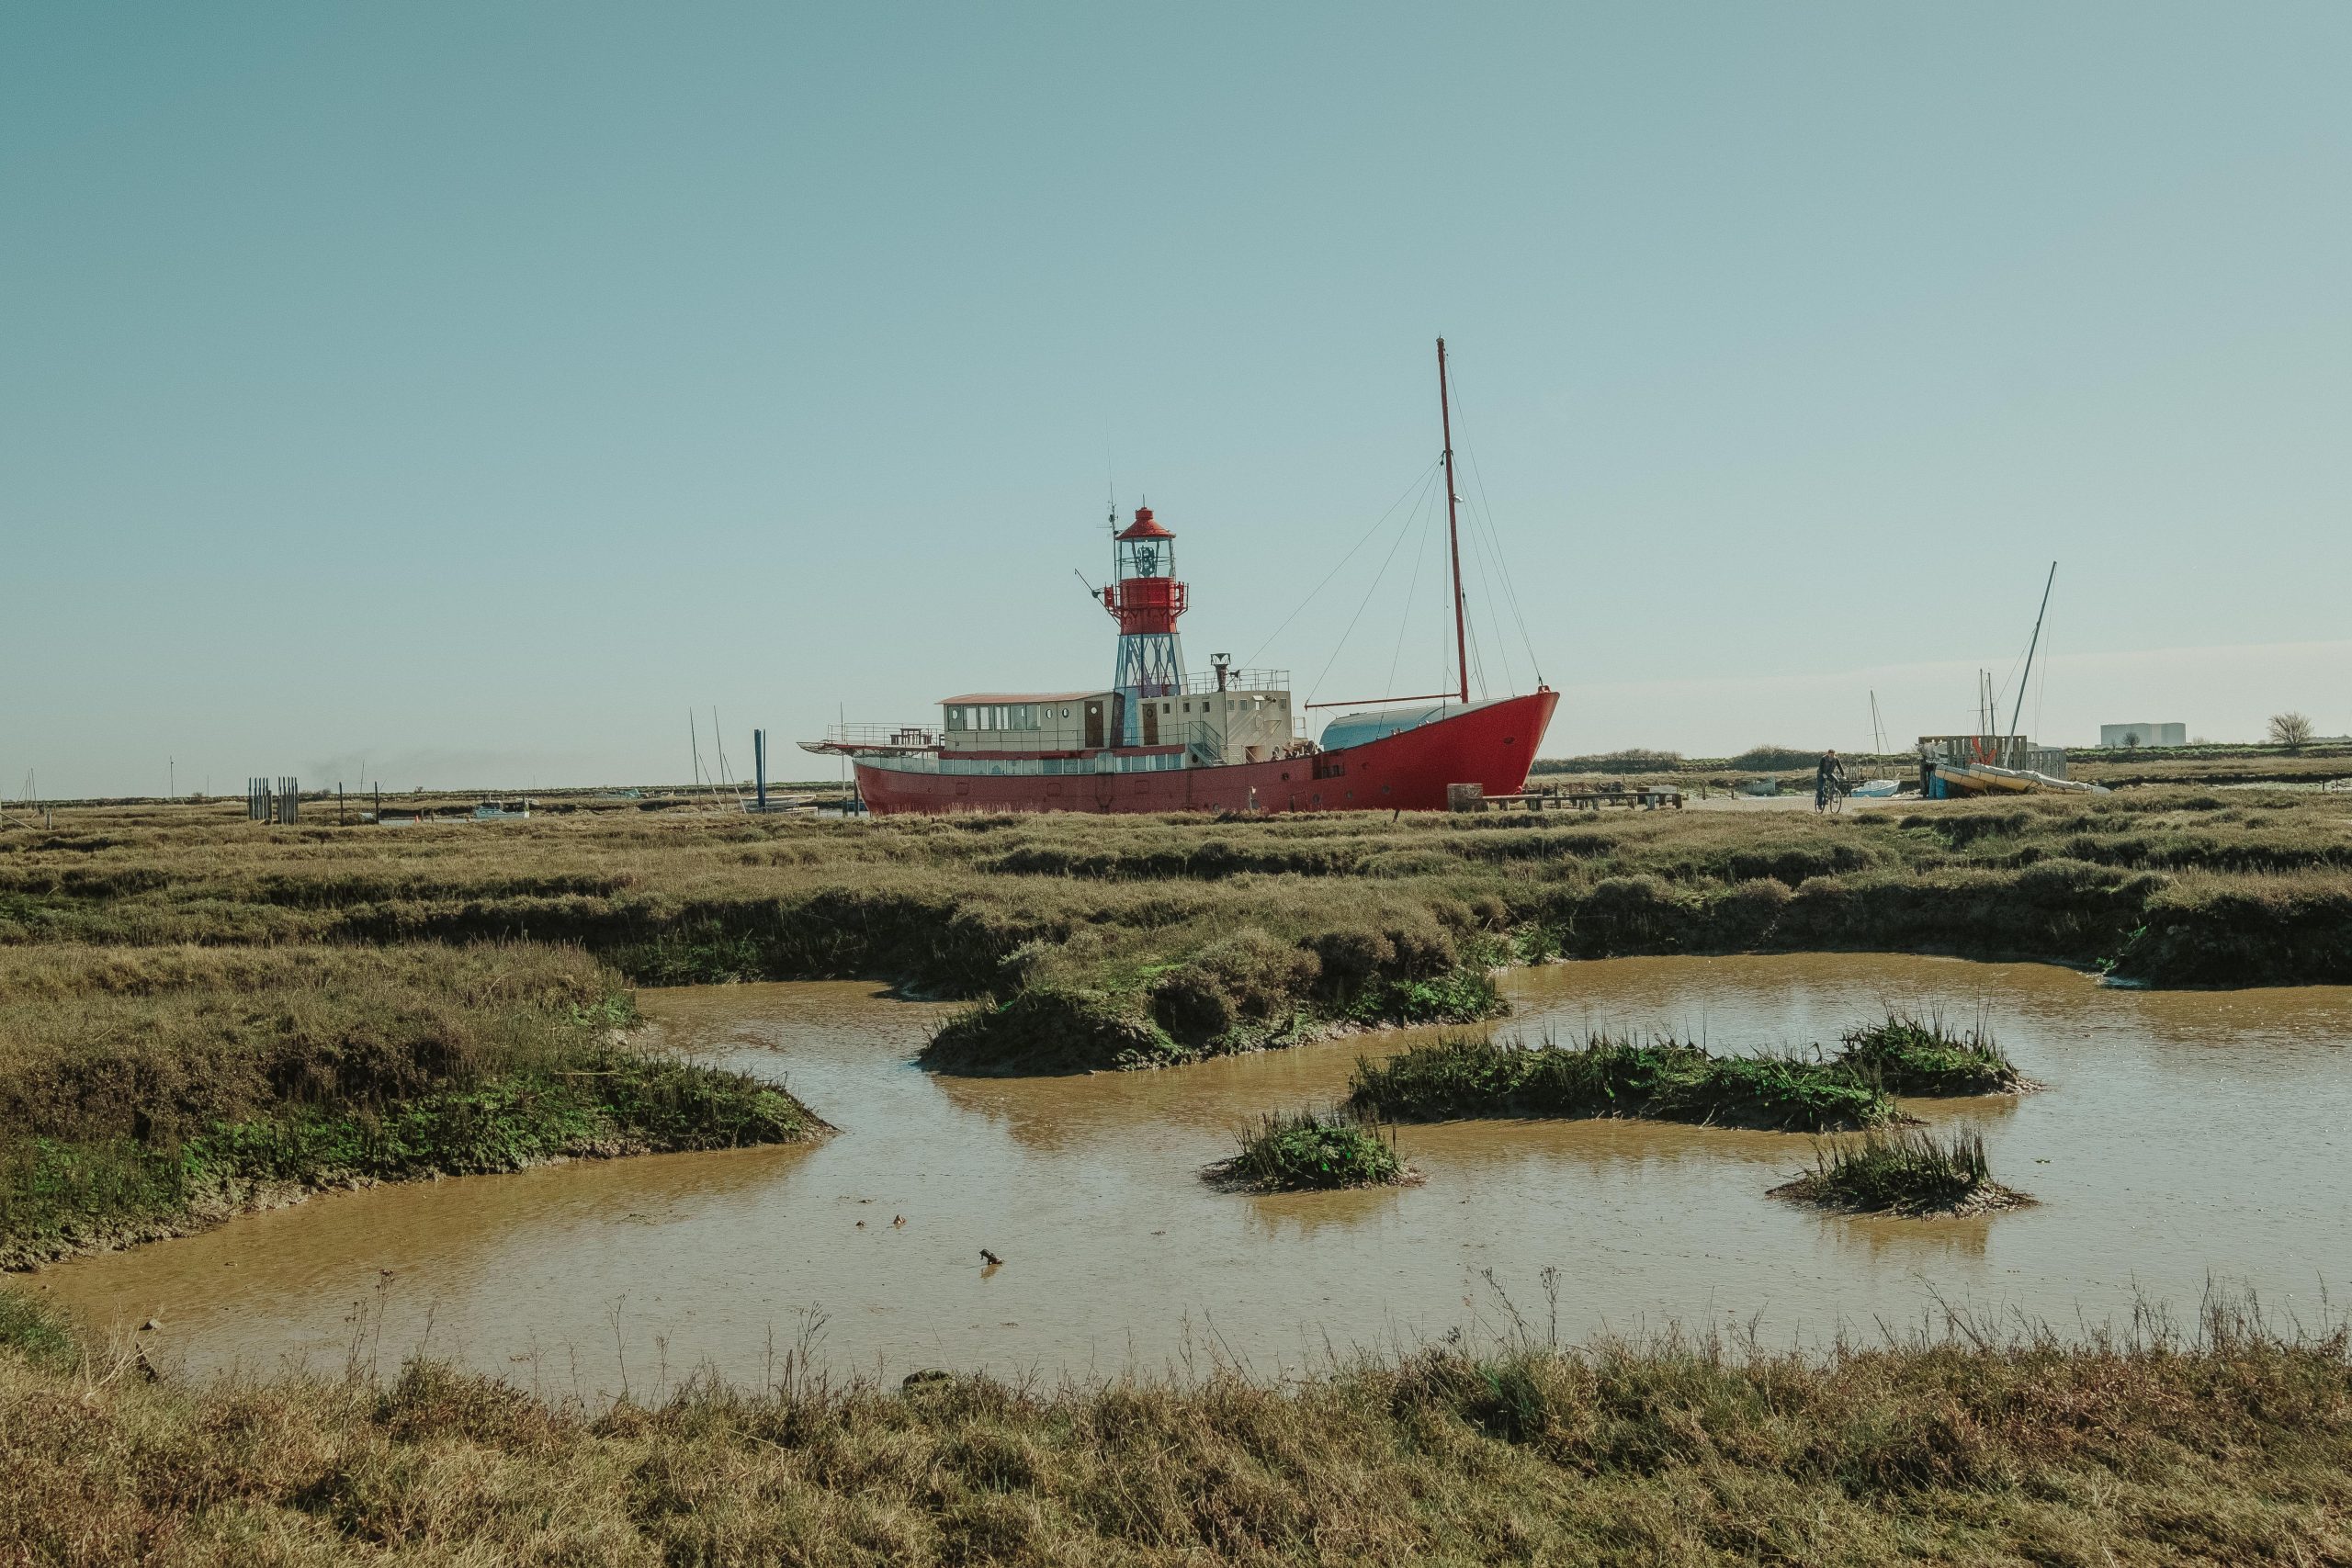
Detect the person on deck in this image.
<box><xmin>1815</xmin><ymin>750</ymin><xmax>1847</xmax><ymax>814</ymax></box>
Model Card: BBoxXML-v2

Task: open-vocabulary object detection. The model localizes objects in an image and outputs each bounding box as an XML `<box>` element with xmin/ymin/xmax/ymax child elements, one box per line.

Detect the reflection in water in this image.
<box><xmin>36</xmin><ymin>956</ymin><xmax>2352</xmax><ymax>1389</ymax></box>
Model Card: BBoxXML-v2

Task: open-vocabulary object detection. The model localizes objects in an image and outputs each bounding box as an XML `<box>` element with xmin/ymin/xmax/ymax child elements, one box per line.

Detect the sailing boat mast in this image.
<box><xmin>1437</xmin><ymin>337</ymin><xmax>1468</xmax><ymax>705</ymax></box>
<box><xmin>2006</xmin><ymin>561</ymin><xmax>2057</xmax><ymax>765</ymax></box>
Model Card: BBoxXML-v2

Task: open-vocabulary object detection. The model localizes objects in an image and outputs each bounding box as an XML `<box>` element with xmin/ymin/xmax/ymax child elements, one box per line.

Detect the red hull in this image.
<box><xmin>855</xmin><ymin>691</ymin><xmax>1557</xmax><ymax>816</ymax></box>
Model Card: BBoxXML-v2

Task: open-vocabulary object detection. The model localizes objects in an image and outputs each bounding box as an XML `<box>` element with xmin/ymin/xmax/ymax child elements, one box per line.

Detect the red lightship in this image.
<box><xmin>804</xmin><ymin>342</ymin><xmax>1555</xmax><ymax>814</ymax></box>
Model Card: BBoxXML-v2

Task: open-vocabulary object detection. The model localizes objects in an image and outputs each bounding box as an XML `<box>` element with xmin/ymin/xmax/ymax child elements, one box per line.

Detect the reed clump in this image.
<box><xmin>1210</xmin><ymin>1107</ymin><xmax>1408</xmax><ymax>1191</ymax></box>
<box><xmin>1775</xmin><ymin>1126</ymin><xmax>2028</xmax><ymax>1217</ymax></box>
<box><xmin>4</xmin><ymin>1291</ymin><xmax>2347</xmax><ymax>1563</ymax></box>
<box><xmin>1837</xmin><ymin>1010</ymin><xmax>2031</xmax><ymax>1095</ymax></box>
<box><xmin>1349</xmin><ymin>1032</ymin><xmax>1896</xmax><ymax>1132</ymax></box>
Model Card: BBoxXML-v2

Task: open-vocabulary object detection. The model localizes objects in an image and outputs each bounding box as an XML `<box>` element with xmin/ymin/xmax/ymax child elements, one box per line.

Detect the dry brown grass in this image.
<box><xmin>2071</xmin><ymin>749</ymin><xmax>2352</xmax><ymax>786</ymax></box>
<box><xmin>7</xmin><ymin>788</ymin><xmax>2352</xmax><ymax>983</ymax></box>
<box><xmin>3</xmin><ymin>1292</ymin><xmax>2347</xmax><ymax>1564</ymax></box>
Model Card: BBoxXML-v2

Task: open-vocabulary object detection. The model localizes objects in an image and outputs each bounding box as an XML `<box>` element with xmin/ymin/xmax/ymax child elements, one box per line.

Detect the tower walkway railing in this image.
<box><xmin>1182</xmin><ymin>667</ymin><xmax>1289</xmax><ymax>694</ymax></box>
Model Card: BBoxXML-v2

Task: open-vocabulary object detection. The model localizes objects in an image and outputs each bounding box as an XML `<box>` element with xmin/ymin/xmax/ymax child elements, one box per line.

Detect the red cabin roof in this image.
<box><xmin>1114</xmin><ymin>505</ymin><xmax>1173</xmax><ymax>541</ymax></box>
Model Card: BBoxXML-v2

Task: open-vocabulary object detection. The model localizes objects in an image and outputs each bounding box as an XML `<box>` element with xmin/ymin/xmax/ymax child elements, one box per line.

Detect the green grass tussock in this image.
<box><xmin>5</xmin><ymin>1302</ymin><xmax>2349</xmax><ymax>1563</ymax></box>
<box><xmin>0</xmin><ymin>943</ymin><xmax>822</xmax><ymax>1267</ymax></box>
<box><xmin>2</xmin><ymin>1051</ymin><xmax>817</xmax><ymax>1269</ymax></box>
<box><xmin>921</xmin><ymin>921</ymin><xmax>1507</xmax><ymax>1076</ymax></box>
<box><xmin>1775</xmin><ymin>1125</ymin><xmax>2029</xmax><ymax>1217</ymax></box>
<box><xmin>1212</xmin><ymin>1107</ymin><xmax>1407</xmax><ymax>1191</ymax></box>
<box><xmin>1350</xmin><ymin>1032</ymin><xmax>1897</xmax><ymax>1132</ymax></box>
<box><xmin>919</xmin><ymin>987</ymin><xmax>1185</xmax><ymax>1076</ymax></box>
<box><xmin>1837</xmin><ymin>1010</ymin><xmax>2030</xmax><ymax>1095</ymax></box>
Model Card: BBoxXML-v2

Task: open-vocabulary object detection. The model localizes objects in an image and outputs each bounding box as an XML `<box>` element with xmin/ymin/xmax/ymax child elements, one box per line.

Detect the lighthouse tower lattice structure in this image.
<box><xmin>1102</xmin><ymin>504</ymin><xmax>1187</xmax><ymax>745</ymax></box>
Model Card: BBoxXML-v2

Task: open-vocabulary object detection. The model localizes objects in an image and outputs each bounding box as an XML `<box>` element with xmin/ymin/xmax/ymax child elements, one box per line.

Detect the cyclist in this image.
<box><xmin>1815</xmin><ymin>750</ymin><xmax>1848</xmax><ymax>814</ymax></box>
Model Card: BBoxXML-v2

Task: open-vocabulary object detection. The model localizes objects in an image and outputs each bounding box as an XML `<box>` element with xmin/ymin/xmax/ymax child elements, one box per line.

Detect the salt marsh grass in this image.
<box><xmin>2</xmin><ymin>1284</ymin><xmax>2344</xmax><ymax>1563</ymax></box>
<box><xmin>1775</xmin><ymin>1125</ymin><xmax>2029</xmax><ymax>1216</ymax></box>
<box><xmin>1837</xmin><ymin>1010</ymin><xmax>2030</xmax><ymax>1095</ymax></box>
<box><xmin>1349</xmin><ymin>1031</ymin><xmax>1896</xmax><ymax>1132</ymax></box>
<box><xmin>1212</xmin><ymin>1106</ymin><xmax>1407</xmax><ymax>1191</ymax></box>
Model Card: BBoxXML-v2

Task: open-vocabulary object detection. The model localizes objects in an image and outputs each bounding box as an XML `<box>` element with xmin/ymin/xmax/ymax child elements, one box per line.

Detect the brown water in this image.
<box><xmin>35</xmin><ymin>955</ymin><xmax>2352</xmax><ymax>1393</ymax></box>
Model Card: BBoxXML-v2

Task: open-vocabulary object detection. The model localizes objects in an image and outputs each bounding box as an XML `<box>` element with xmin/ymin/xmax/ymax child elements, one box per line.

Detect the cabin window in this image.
<box><xmin>944</xmin><ymin>706</ymin><xmax>967</xmax><ymax>731</ymax></box>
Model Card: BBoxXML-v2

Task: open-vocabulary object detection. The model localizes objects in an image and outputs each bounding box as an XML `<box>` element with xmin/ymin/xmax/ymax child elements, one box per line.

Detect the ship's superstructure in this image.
<box><xmin>802</xmin><ymin>341</ymin><xmax>1556</xmax><ymax>814</ymax></box>
<box><xmin>937</xmin><ymin>662</ymin><xmax>1295</xmax><ymax>771</ymax></box>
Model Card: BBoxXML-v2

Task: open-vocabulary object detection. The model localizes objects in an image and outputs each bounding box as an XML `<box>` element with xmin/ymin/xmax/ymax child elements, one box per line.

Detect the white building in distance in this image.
<box><xmin>2099</xmin><ymin>722</ymin><xmax>2187</xmax><ymax>749</ymax></box>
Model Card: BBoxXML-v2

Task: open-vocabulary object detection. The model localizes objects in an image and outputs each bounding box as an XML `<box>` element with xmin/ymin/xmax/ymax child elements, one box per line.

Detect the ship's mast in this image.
<box><xmin>1437</xmin><ymin>337</ymin><xmax>1468</xmax><ymax>705</ymax></box>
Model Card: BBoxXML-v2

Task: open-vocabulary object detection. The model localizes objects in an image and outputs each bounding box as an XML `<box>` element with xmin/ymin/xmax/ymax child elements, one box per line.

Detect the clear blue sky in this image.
<box><xmin>6</xmin><ymin>3</ymin><xmax>2346</xmax><ymax>795</ymax></box>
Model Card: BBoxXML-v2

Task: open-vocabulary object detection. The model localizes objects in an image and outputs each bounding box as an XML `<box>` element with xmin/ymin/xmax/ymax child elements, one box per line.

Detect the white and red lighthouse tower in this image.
<box><xmin>1102</xmin><ymin>504</ymin><xmax>1187</xmax><ymax>743</ymax></box>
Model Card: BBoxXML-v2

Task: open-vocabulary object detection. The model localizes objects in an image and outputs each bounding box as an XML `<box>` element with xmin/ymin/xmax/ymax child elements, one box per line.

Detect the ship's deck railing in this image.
<box><xmin>1182</xmin><ymin>667</ymin><xmax>1289</xmax><ymax>694</ymax></box>
<box><xmin>827</xmin><ymin>722</ymin><xmax>941</xmax><ymax>750</ymax></box>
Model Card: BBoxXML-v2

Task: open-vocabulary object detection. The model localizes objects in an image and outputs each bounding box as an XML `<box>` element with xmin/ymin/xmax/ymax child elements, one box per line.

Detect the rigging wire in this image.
<box><xmin>1461</xmin><ymin>447</ymin><xmax>1542</xmax><ymax>688</ymax></box>
<box><xmin>1442</xmin><ymin>363</ymin><xmax>1545</xmax><ymax>685</ymax></box>
<box><xmin>1384</xmin><ymin>468</ymin><xmax>1440</xmax><ymax>699</ymax></box>
<box><xmin>1460</xmin><ymin>483</ymin><xmax>1509</xmax><ymax>698</ymax></box>
<box><xmin>1304</xmin><ymin>464</ymin><xmax>1443</xmax><ymax>705</ymax></box>
<box><xmin>1244</xmin><ymin>457</ymin><xmax>1442</xmax><ymax>671</ymax></box>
